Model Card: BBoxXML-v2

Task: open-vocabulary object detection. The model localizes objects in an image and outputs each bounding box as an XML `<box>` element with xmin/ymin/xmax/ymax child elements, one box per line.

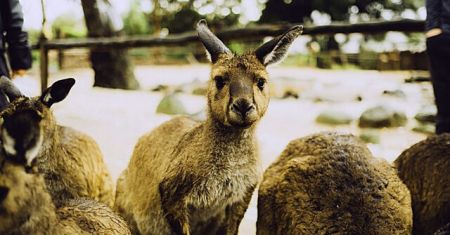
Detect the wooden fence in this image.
<box><xmin>34</xmin><ymin>19</ymin><xmax>425</xmax><ymax>92</ymax></box>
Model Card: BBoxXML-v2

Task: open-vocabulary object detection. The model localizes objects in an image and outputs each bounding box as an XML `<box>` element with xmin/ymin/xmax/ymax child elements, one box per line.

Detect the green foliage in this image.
<box><xmin>384</xmin><ymin>0</ymin><xmax>421</xmax><ymax>12</ymax></box>
<box><xmin>156</xmin><ymin>0</ymin><xmax>241</xmax><ymax>34</ymax></box>
<box><xmin>312</xmin><ymin>0</ymin><xmax>352</xmax><ymax>21</ymax></box>
<box><xmin>123</xmin><ymin>3</ymin><xmax>150</xmax><ymax>35</ymax></box>
<box><xmin>162</xmin><ymin>8</ymin><xmax>201</xmax><ymax>34</ymax></box>
<box><xmin>51</xmin><ymin>14</ymin><xmax>87</xmax><ymax>38</ymax></box>
<box><xmin>358</xmin><ymin>49</ymin><xmax>379</xmax><ymax>70</ymax></box>
<box><xmin>228</xmin><ymin>41</ymin><xmax>246</xmax><ymax>54</ymax></box>
<box><xmin>260</xmin><ymin>0</ymin><xmax>312</xmax><ymax>23</ymax></box>
<box><xmin>27</xmin><ymin>29</ymin><xmax>42</xmax><ymax>45</ymax></box>
<box><xmin>260</xmin><ymin>0</ymin><xmax>420</xmax><ymax>23</ymax></box>
<box><xmin>31</xmin><ymin>50</ymin><xmax>39</xmax><ymax>63</ymax></box>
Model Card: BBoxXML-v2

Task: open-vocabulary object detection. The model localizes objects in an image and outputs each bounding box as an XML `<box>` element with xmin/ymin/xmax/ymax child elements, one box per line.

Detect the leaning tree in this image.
<box><xmin>80</xmin><ymin>0</ymin><xmax>139</xmax><ymax>90</ymax></box>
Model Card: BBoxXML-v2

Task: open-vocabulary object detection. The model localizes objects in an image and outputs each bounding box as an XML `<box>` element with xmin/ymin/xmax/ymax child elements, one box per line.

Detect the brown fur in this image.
<box><xmin>394</xmin><ymin>134</ymin><xmax>450</xmax><ymax>235</ymax></box>
<box><xmin>0</xmin><ymin>97</ymin><xmax>114</xmax><ymax>207</ymax></box>
<box><xmin>115</xmin><ymin>22</ymin><xmax>301</xmax><ymax>235</ymax></box>
<box><xmin>257</xmin><ymin>132</ymin><xmax>412</xmax><ymax>235</ymax></box>
<box><xmin>0</xmin><ymin>158</ymin><xmax>130</xmax><ymax>235</ymax></box>
<box><xmin>115</xmin><ymin>56</ymin><xmax>266</xmax><ymax>235</ymax></box>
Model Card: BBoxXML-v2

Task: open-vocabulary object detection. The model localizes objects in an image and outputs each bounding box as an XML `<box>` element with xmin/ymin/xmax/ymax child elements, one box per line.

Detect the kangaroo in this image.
<box><xmin>0</xmin><ymin>76</ymin><xmax>114</xmax><ymax>207</ymax></box>
<box><xmin>257</xmin><ymin>132</ymin><xmax>412</xmax><ymax>235</ymax></box>
<box><xmin>115</xmin><ymin>20</ymin><xmax>302</xmax><ymax>235</ymax></box>
<box><xmin>395</xmin><ymin>134</ymin><xmax>450</xmax><ymax>235</ymax></box>
<box><xmin>0</xmin><ymin>113</ymin><xmax>130</xmax><ymax>235</ymax></box>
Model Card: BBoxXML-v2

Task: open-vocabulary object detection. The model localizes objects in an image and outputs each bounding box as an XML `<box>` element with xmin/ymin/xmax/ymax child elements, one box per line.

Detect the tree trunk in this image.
<box><xmin>80</xmin><ymin>0</ymin><xmax>139</xmax><ymax>90</ymax></box>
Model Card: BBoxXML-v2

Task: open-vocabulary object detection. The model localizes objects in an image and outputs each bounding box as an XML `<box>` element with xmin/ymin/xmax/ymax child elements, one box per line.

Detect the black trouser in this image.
<box><xmin>427</xmin><ymin>33</ymin><xmax>450</xmax><ymax>134</ymax></box>
<box><xmin>0</xmin><ymin>51</ymin><xmax>9</xmax><ymax>77</ymax></box>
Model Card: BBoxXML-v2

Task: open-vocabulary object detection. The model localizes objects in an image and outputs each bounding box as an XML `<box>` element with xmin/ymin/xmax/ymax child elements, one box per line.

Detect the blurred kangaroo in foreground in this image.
<box><xmin>257</xmin><ymin>132</ymin><xmax>412</xmax><ymax>235</ymax></box>
<box><xmin>0</xmin><ymin>76</ymin><xmax>114</xmax><ymax>208</ymax></box>
<box><xmin>395</xmin><ymin>134</ymin><xmax>450</xmax><ymax>235</ymax></box>
<box><xmin>115</xmin><ymin>20</ymin><xmax>302</xmax><ymax>235</ymax></box>
<box><xmin>0</xmin><ymin>118</ymin><xmax>130</xmax><ymax>235</ymax></box>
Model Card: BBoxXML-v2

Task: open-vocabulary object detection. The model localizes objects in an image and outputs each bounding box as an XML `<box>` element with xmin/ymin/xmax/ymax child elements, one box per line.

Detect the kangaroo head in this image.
<box><xmin>197</xmin><ymin>20</ymin><xmax>302</xmax><ymax>128</ymax></box>
<box><xmin>0</xmin><ymin>78</ymin><xmax>75</xmax><ymax>166</ymax></box>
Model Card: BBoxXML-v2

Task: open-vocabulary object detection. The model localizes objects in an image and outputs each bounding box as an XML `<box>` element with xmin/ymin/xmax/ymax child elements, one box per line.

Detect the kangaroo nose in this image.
<box><xmin>232</xmin><ymin>99</ymin><xmax>255</xmax><ymax>117</ymax></box>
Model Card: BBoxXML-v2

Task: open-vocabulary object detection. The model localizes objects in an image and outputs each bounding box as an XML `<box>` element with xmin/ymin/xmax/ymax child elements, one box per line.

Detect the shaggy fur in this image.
<box><xmin>394</xmin><ymin>134</ymin><xmax>450</xmax><ymax>235</ymax></box>
<box><xmin>257</xmin><ymin>132</ymin><xmax>412</xmax><ymax>235</ymax></box>
<box><xmin>0</xmin><ymin>79</ymin><xmax>114</xmax><ymax>207</ymax></box>
<box><xmin>115</xmin><ymin>21</ymin><xmax>302</xmax><ymax>235</ymax></box>
<box><xmin>0</xmin><ymin>158</ymin><xmax>130</xmax><ymax>235</ymax></box>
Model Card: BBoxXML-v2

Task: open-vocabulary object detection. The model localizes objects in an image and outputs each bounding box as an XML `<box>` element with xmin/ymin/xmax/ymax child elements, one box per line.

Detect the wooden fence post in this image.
<box><xmin>39</xmin><ymin>39</ymin><xmax>48</xmax><ymax>93</ymax></box>
<box><xmin>39</xmin><ymin>0</ymin><xmax>49</xmax><ymax>93</ymax></box>
<box><xmin>56</xmin><ymin>29</ymin><xmax>64</xmax><ymax>70</ymax></box>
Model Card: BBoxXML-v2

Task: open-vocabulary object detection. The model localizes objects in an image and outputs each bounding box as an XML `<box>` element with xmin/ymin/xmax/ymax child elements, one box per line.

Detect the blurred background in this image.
<box><xmin>23</xmin><ymin>0</ymin><xmax>427</xmax><ymax>71</ymax></box>
<box><xmin>16</xmin><ymin>1</ymin><xmax>433</xmax><ymax>233</ymax></box>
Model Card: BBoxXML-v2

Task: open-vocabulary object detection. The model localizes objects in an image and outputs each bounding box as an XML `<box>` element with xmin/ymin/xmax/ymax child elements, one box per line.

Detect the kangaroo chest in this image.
<box><xmin>186</xmin><ymin>160</ymin><xmax>259</xmax><ymax>220</ymax></box>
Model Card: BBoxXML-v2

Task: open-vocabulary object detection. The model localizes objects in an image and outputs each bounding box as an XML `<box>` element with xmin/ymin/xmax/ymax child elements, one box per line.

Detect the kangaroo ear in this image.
<box><xmin>0</xmin><ymin>76</ymin><xmax>23</xmax><ymax>111</ymax></box>
<box><xmin>196</xmin><ymin>19</ymin><xmax>232</xmax><ymax>63</ymax></box>
<box><xmin>40</xmin><ymin>78</ymin><xmax>75</xmax><ymax>107</ymax></box>
<box><xmin>255</xmin><ymin>25</ymin><xmax>303</xmax><ymax>66</ymax></box>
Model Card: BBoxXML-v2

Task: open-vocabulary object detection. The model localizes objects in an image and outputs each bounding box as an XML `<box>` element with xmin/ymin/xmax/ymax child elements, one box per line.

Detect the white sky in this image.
<box><xmin>20</xmin><ymin>0</ymin><xmax>131</xmax><ymax>30</ymax></box>
<box><xmin>20</xmin><ymin>0</ymin><xmax>261</xmax><ymax>30</ymax></box>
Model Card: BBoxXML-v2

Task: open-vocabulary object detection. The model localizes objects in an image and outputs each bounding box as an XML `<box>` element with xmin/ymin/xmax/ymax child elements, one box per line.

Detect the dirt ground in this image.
<box><xmin>17</xmin><ymin>65</ymin><xmax>431</xmax><ymax>234</ymax></box>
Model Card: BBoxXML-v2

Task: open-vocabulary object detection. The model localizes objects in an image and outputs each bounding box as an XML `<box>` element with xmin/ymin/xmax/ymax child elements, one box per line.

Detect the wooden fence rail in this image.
<box><xmin>34</xmin><ymin>19</ymin><xmax>425</xmax><ymax>92</ymax></box>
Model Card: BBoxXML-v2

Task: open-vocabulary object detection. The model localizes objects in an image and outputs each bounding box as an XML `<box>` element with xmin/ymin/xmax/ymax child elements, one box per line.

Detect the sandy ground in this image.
<box><xmin>15</xmin><ymin>65</ymin><xmax>431</xmax><ymax>234</ymax></box>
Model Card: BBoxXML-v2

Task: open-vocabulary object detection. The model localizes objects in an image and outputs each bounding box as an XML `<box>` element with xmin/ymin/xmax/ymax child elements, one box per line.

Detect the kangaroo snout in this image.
<box><xmin>231</xmin><ymin>99</ymin><xmax>255</xmax><ymax>118</ymax></box>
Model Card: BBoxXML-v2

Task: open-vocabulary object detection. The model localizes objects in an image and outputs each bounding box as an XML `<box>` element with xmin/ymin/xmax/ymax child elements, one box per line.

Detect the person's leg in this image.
<box><xmin>427</xmin><ymin>34</ymin><xmax>450</xmax><ymax>134</ymax></box>
<box><xmin>0</xmin><ymin>53</ymin><xmax>9</xmax><ymax>77</ymax></box>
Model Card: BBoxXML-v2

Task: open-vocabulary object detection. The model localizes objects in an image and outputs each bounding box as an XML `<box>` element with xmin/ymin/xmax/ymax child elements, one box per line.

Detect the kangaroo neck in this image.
<box><xmin>196</xmin><ymin>117</ymin><xmax>259</xmax><ymax>166</ymax></box>
<box><xmin>203</xmin><ymin>117</ymin><xmax>256</xmax><ymax>144</ymax></box>
<box><xmin>36</xmin><ymin>127</ymin><xmax>60</xmax><ymax>163</ymax></box>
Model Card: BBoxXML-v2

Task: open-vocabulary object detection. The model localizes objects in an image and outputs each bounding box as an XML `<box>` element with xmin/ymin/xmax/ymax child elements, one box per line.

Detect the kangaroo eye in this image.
<box><xmin>257</xmin><ymin>78</ymin><xmax>266</xmax><ymax>90</ymax></box>
<box><xmin>214</xmin><ymin>76</ymin><xmax>225</xmax><ymax>90</ymax></box>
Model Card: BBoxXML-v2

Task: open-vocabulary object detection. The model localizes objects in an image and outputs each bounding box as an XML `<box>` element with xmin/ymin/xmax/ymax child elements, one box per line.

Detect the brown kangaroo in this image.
<box><xmin>115</xmin><ymin>20</ymin><xmax>302</xmax><ymax>235</ymax></box>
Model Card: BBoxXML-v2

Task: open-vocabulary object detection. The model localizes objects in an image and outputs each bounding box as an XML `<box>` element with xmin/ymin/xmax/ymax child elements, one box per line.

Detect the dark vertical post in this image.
<box><xmin>39</xmin><ymin>40</ymin><xmax>48</xmax><ymax>93</ymax></box>
<box><xmin>56</xmin><ymin>29</ymin><xmax>64</xmax><ymax>70</ymax></box>
<box><xmin>40</xmin><ymin>0</ymin><xmax>49</xmax><ymax>93</ymax></box>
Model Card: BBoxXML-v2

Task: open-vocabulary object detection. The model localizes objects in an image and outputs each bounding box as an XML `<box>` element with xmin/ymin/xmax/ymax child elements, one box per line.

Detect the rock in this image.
<box><xmin>382</xmin><ymin>89</ymin><xmax>406</xmax><ymax>98</ymax></box>
<box><xmin>358</xmin><ymin>105</ymin><xmax>407</xmax><ymax>128</ymax></box>
<box><xmin>412</xmin><ymin>123</ymin><xmax>435</xmax><ymax>135</ymax></box>
<box><xmin>404</xmin><ymin>76</ymin><xmax>430</xmax><ymax>83</ymax></box>
<box><xmin>156</xmin><ymin>93</ymin><xmax>188</xmax><ymax>115</ymax></box>
<box><xmin>153</xmin><ymin>79</ymin><xmax>207</xmax><ymax>95</ymax></box>
<box><xmin>316</xmin><ymin>110</ymin><xmax>353</xmax><ymax>125</ymax></box>
<box><xmin>151</xmin><ymin>84</ymin><xmax>169</xmax><ymax>92</ymax></box>
<box><xmin>359</xmin><ymin>130</ymin><xmax>381</xmax><ymax>144</ymax></box>
<box><xmin>192</xmin><ymin>87</ymin><xmax>208</xmax><ymax>96</ymax></box>
<box><xmin>269</xmin><ymin>76</ymin><xmax>308</xmax><ymax>99</ymax></box>
<box><xmin>178</xmin><ymin>79</ymin><xmax>208</xmax><ymax>95</ymax></box>
<box><xmin>282</xmin><ymin>90</ymin><xmax>299</xmax><ymax>99</ymax></box>
<box><xmin>414</xmin><ymin>105</ymin><xmax>437</xmax><ymax>123</ymax></box>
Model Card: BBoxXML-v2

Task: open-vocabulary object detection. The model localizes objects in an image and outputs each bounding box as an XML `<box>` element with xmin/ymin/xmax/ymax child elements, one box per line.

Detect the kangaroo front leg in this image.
<box><xmin>221</xmin><ymin>185</ymin><xmax>256</xmax><ymax>235</ymax></box>
<box><xmin>162</xmin><ymin>200</ymin><xmax>189</xmax><ymax>235</ymax></box>
<box><xmin>159</xmin><ymin>176</ymin><xmax>192</xmax><ymax>235</ymax></box>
